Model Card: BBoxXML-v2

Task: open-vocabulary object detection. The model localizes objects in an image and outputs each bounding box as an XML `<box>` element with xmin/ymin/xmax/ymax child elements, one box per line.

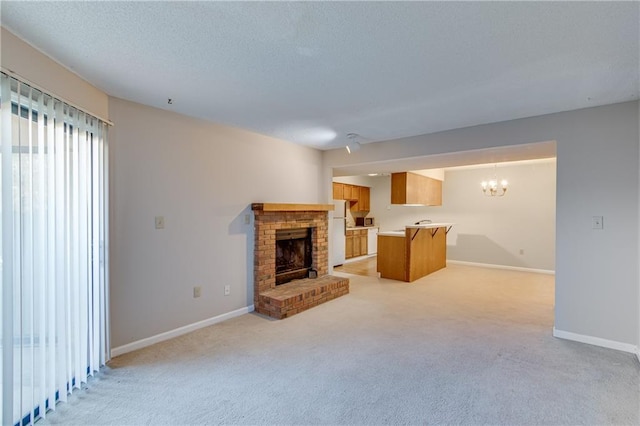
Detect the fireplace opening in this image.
<box><xmin>275</xmin><ymin>227</ymin><xmax>312</xmax><ymax>285</ymax></box>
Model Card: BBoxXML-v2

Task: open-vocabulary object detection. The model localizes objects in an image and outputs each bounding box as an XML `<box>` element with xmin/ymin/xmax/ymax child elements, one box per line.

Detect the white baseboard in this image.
<box><xmin>447</xmin><ymin>260</ymin><xmax>555</xmax><ymax>275</ymax></box>
<box><xmin>553</xmin><ymin>327</ymin><xmax>638</xmax><ymax>354</ymax></box>
<box><xmin>110</xmin><ymin>305</ymin><xmax>255</xmax><ymax>358</ymax></box>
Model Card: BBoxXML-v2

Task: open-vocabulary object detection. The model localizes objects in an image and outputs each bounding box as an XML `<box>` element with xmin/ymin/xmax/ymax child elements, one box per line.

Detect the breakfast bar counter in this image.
<box><xmin>377</xmin><ymin>223</ymin><xmax>453</xmax><ymax>282</ymax></box>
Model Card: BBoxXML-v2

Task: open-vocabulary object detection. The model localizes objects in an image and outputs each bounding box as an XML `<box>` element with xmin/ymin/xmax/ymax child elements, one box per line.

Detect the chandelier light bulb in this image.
<box><xmin>481</xmin><ymin>165</ymin><xmax>508</xmax><ymax>197</ymax></box>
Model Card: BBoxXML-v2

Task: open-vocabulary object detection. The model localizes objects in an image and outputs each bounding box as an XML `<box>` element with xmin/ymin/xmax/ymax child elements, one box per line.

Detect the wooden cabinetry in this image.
<box><xmin>358</xmin><ymin>230</ymin><xmax>367</xmax><ymax>256</ymax></box>
<box><xmin>332</xmin><ymin>182</ymin><xmax>371</xmax><ymax>212</ymax></box>
<box><xmin>345</xmin><ymin>229</ymin><xmax>368</xmax><ymax>259</ymax></box>
<box><xmin>359</xmin><ymin>187</ymin><xmax>370</xmax><ymax>211</ymax></box>
<box><xmin>391</xmin><ymin>172</ymin><xmax>442</xmax><ymax>206</ymax></box>
<box><xmin>343</xmin><ymin>184</ymin><xmax>354</xmax><ymax>200</ymax></box>
<box><xmin>345</xmin><ymin>232</ymin><xmax>354</xmax><ymax>259</ymax></box>
<box><xmin>377</xmin><ymin>234</ymin><xmax>407</xmax><ymax>281</ymax></box>
<box><xmin>332</xmin><ymin>182</ymin><xmax>344</xmax><ymax>200</ymax></box>
<box><xmin>377</xmin><ymin>226</ymin><xmax>448</xmax><ymax>282</ymax></box>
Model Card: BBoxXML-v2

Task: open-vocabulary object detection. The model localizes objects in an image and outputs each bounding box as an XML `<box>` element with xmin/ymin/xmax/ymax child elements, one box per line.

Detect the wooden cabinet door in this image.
<box><xmin>345</xmin><ymin>230</ymin><xmax>354</xmax><ymax>259</ymax></box>
<box><xmin>352</xmin><ymin>186</ymin><xmax>360</xmax><ymax>203</ymax></box>
<box><xmin>343</xmin><ymin>184</ymin><xmax>353</xmax><ymax>200</ymax></box>
<box><xmin>391</xmin><ymin>172</ymin><xmax>442</xmax><ymax>206</ymax></box>
<box><xmin>360</xmin><ymin>187</ymin><xmax>370</xmax><ymax>211</ymax></box>
<box><xmin>353</xmin><ymin>233</ymin><xmax>361</xmax><ymax>257</ymax></box>
<box><xmin>424</xmin><ymin>177</ymin><xmax>442</xmax><ymax>206</ymax></box>
<box><xmin>391</xmin><ymin>173</ymin><xmax>409</xmax><ymax>204</ymax></box>
<box><xmin>350</xmin><ymin>186</ymin><xmax>361</xmax><ymax>210</ymax></box>
<box><xmin>359</xmin><ymin>232</ymin><xmax>368</xmax><ymax>256</ymax></box>
<box><xmin>333</xmin><ymin>182</ymin><xmax>344</xmax><ymax>200</ymax></box>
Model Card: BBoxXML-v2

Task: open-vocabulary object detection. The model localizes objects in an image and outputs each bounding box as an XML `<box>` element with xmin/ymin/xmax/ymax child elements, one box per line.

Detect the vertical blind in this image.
<box><xmin>1</xmin><ymin>72</ymin><xmax>110</xmax><ymax>426</ymax></box>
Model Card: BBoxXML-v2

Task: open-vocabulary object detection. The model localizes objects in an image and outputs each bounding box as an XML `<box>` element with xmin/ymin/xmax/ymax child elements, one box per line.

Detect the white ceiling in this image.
<box><xmin>1</xmin><ymin>2</ymin><xmax>638</xmax><ymax>151</ymax></box>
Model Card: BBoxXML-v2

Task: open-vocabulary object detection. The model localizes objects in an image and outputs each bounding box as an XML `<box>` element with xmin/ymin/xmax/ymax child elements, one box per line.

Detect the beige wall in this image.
<box><xmin>1</xmin><ymin>27</ymin><xmax>109</xmax><ymax>119</ymax></box>
<box><xmin>108</xmin><ymin>97</ymin><xmax>324</xmax><ymax>348</ymax></box>
<box><xmin>2</xmin><ymin>26</ymin><xmax>326</xmax><ymax>350</ymax></box>
<box><xmin>369</xmin><ymin>160</ymin><xmax>556</xmax><ymax>271</ymax></box>
<box><xmin>325</xmin><ymin>102</ymin><xmax>639</xmax><ymax>350</ymax></box>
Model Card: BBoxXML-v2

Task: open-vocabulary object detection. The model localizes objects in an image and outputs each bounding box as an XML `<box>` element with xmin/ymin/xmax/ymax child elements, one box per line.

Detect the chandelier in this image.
<box><xmin>481</xmin><ymin>165</ymin><xmax>508</xmax><ymax>197</ymax></box>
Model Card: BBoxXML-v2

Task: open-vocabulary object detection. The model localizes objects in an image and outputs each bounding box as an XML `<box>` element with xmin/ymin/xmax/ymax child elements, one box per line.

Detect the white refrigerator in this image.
<box><xmin>332</xmin><ymin>200</ymin><xmax>346</xmax><ymax>266</ymax></box>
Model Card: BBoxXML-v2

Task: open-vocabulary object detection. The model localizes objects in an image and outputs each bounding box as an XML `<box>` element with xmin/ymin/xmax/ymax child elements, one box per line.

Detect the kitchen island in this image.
<box><xmin>377</xmin><ymin>223</ymin><xmax>453</xmax><ymax>282</ymax></box>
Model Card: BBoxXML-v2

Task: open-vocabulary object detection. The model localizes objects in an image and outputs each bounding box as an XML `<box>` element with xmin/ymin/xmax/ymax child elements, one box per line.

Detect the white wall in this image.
<box><xmin>1</xmin><ymin>27</ymin><xmax>109</xmax><ymax>119</ymax></box>
<box><xmin>369</xmin><ymin>160</ymin><xmax>556</xmax><ymax>271</ymax></box>
<box><xmin>324</xmin><ymin>102</ymin><xmax>639</xmax><ymax>349</ymax></box>
<box><xmin>109</xmin><ymin>97</ymin><xmax>323</xmax><ymax>348</ymax></box>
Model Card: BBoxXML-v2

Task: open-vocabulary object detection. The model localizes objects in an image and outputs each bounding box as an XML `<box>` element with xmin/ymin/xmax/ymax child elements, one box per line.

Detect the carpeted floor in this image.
<box><xmin>39</xmin><ymin>264</ymin><xmax>639</xmax><ymax>425</ymax></box>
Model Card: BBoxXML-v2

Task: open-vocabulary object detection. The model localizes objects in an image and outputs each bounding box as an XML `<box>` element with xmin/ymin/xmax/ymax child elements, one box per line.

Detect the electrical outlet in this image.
<box><xmin>193</xmin><ymin>286</ymin><xmax>201</xmax><ymax>298</ymax></box>
<box><xmin>244</xmin><ymin>214</ymin><xmax>251</xmax><ymax>225</ymax></box>
<box><xmin>519</xmin><ymin>249</ymin><xmax>524</xmax><ymax>255</ymax></box>
<box><xmin>155</xmin><ymin>216</ymin><xmax>165</xmax><ymax>229</ymax></box>
<box><xmin>224</xmin><ymin>285</ymin><xmax>230</xmax><ymax>296</ymax></box>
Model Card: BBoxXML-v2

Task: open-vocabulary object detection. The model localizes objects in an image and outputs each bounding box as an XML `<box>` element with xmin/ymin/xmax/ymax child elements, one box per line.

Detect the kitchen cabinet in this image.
<box><xmin>377</xmin><ymin>224</ymin><xmax>452</xmax><ymax>282</ymax></box>
<box><xmin>346</xmin><ymin>229</ymin><xmax>368</xmax><ymax>259</ymax></box>
<box><xmin>332</xmin><ymin>182</ymin><xmax>371</xmax><ymax>212</ymax></box>
<box><xmin>358</xmin><ymin>229</ymin><xmax>367</xmax><ymax>256</ymax></box>
<box><xmin>343</xmin><ymin>184</ymin><xmax>354</xmax><ymax>200</ymax></box>
<box><xmin>360</xmin><ymin>187</ymin><xmax>370</xmax><ymax>211</ymax></box>
<box><xmin>349</xmin><ymin>186</ymin><xmax>362</xmax><ymax>211</ymax></box>
<box><xmin>345</xmin><ymin>232</ymin><xmax>354</xmax><ymax>259</ymax></box>
<box><xmin>391</xmin><ymin>172</ymin><xmax>442</xmax><ymax>206</ymax></box>
<box><xmin>332</xmin><ymin>182</ymin><xmax>344</xmax><ymax>200</ymax></box>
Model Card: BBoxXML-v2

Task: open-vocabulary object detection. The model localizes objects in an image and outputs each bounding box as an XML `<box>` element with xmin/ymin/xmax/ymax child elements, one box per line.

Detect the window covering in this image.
<box><xmin>1</xmin><ymin>72</ymin><xmax>110</xmax><ymax>426</ymax></box>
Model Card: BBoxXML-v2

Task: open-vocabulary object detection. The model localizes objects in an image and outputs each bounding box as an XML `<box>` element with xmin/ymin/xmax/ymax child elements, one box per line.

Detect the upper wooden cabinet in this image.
<box><xmin>350</xmin><ymin>185</ymin><xmax>360</xmax><ymax>204</ymax></box>
<box><xmin>359</xmin><ymin>187</ymin><xmax>370</xmax><ymax>211</ymax></box>
<box><xmin>343</xmin><ymin>184</ymin><xmax>354</xmax><ymax>200</ymax></box>
<box><xmin>391</xmin><ymin>172</ymin><xmax>442</xmax><ymax>206</ymax></box>
<box><xmin>332</xmin><ymin>182</ymin><xmax>371</xmax><ymax>212</ymax></box>
<box><xmin>332</xmin><ymin>182</ymin><xmax>344</xmax><ymax>200</ymax></box>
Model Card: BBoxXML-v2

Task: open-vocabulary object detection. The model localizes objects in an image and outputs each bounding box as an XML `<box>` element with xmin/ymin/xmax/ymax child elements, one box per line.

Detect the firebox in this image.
<box><xmin>275</xmin><ymin>227</ymin><xmax>312</xmax><ymax>285</ymax></box>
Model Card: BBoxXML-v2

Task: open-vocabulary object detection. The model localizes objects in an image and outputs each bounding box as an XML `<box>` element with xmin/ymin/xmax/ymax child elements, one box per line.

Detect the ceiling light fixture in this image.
<box><xmin>345</xmin><ymin>133</ymin><xmax>361</xmax><ymax>154</ymax></box>
<box><xmin>481</xmin><ymin>165</ymin><xmax>508</xmax><ymax>197</ymax></box>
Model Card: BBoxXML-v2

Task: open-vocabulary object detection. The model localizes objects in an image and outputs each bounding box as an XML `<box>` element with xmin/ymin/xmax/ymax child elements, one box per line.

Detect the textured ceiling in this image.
<box><xmin>1</xmin><ymin>2</ymin><xmax>638</xmax><ymax>150</ymax></box>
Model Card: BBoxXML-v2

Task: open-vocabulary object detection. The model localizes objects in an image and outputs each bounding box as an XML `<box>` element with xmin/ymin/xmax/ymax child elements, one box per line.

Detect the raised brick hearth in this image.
<box><xmin>252</xmin><ymin>203</ymin><xmax>349</xmax><ymax>319</ymax></box>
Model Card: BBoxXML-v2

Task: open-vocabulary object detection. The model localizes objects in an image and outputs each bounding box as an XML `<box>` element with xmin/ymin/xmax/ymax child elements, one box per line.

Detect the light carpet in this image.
<box><xmin>39</xmin><ymin>264</ymin><xmax>639</xmax><ymax>425</ymax></box>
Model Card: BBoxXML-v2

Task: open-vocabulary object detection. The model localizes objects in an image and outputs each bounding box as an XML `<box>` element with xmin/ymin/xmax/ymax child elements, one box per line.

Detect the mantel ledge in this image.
<box><xmin>252</xmin><ymin>203</ymin><xmax>334</xmax><ymax>212</ymax></box>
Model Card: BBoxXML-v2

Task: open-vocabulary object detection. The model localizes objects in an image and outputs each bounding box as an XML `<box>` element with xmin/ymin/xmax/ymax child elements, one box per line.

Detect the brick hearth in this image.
<box><xmin>252</xmin><ymin>203</ymin><xmax>349</xmax><ymax>319</ymax></box>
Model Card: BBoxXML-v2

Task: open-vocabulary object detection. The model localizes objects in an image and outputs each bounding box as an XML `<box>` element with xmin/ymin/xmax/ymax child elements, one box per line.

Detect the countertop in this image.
<box><xmin>346</xmin><ymin>226</ymin><xmax>379</xmax><ymax>231</ymax></box>
<box><xmin>407</xmin><ymin>222</ymin><xmax>454</xmax><ymax>229</ymax></box>
<box><xmin>378</xmin><ymin>223</ymin><xmax>454</xmax><ymax>237</ymax></box>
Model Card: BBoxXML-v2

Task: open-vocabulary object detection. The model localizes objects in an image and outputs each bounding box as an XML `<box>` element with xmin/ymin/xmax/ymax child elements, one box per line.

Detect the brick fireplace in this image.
<box><xmin>252</xmin><ymin>203</ymin><xmax>349</xmax><ymax>319</ymax></box>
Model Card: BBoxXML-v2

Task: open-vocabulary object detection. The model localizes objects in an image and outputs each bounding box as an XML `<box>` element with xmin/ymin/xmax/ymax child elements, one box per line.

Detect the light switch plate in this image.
<box><xmin>592</xmin><ymin>216</ymin><xmax>603</xmax><ymax>230</ymax></box>
<box><xmin>155</xmin><ymin>216</ymin><xmax>165</xmax><ymax>229</ymax></box>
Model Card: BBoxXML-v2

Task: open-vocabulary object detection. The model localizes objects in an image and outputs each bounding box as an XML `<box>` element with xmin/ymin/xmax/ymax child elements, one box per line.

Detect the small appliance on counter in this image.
<box><xmin>355</xmin><ymin>217</ymin><xmax>375</xmax><ymax>227</ymax></box>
